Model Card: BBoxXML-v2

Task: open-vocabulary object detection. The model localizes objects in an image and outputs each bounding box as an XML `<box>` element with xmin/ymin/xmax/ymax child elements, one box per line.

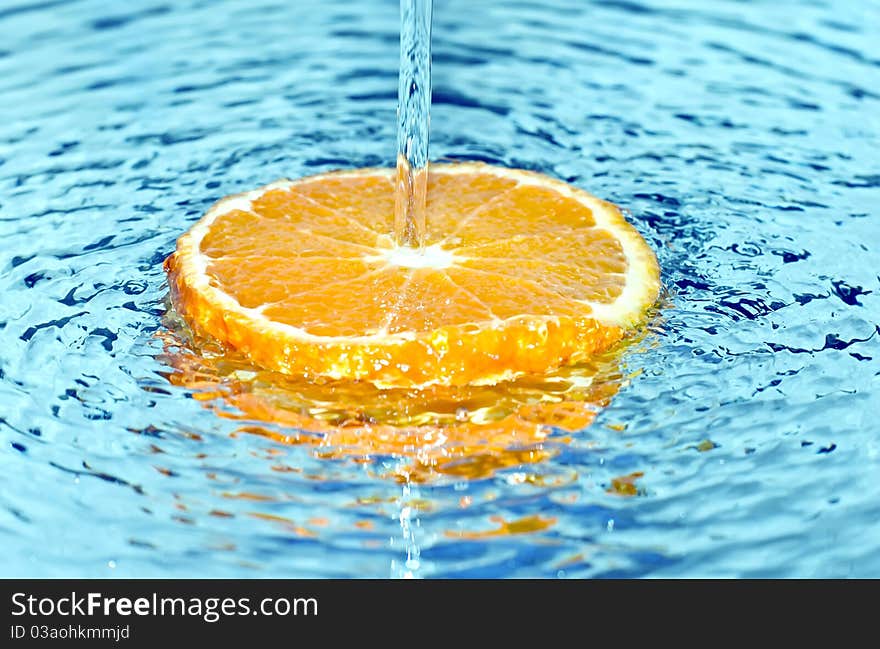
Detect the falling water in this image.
<box><xmin>394</xmin><ymin>0</ymin><xmax>433</xmax><ymax>249</ymax></box>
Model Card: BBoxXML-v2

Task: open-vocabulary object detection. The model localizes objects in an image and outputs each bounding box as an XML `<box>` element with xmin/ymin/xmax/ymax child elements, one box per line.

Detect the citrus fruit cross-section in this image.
<box><xmin>164</xmin><ymin>163</ymin><xmax>660</xmax><ymax>388</ymax></box>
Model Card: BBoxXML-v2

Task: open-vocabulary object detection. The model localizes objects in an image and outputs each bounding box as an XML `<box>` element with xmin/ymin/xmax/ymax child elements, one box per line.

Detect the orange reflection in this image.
<box><xmin>157</xmin><ymin>317</ymin><xmax>637</xmax><ymax>483</ymax></box>
<box><xmin>445</xmin><ymin>515</ymin><xmax>558</xmax><ymax>539</ymax></box>
<box><xmin>607</xmin><ymin>471</ymin><xmax>645</xmax><ymax>497</ymax></box>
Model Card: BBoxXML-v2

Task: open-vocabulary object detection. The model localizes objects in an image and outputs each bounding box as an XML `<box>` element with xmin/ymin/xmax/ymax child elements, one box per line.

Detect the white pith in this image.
<box><xmin>368</xmin><ymin>243</ymin><xmax>458</xmax><ymax>269</ymax></box>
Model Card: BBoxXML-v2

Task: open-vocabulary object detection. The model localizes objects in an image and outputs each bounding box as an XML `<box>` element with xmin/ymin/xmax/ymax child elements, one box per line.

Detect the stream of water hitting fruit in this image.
<box><xmin>394</xmin><ymin>0</ymin><xmax>433</xmax><ymax>249</ymax></box>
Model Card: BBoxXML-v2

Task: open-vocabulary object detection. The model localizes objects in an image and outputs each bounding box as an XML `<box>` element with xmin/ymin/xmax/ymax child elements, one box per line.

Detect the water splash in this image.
<box><xmin>394</xmin><ymin>0</ymin><xmax>433</xmax><ymax>249</ymax></box>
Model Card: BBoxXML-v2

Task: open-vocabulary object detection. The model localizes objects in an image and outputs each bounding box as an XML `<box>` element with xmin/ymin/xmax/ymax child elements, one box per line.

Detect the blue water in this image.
<box><xmin>1</xmin><ymin>0</ymin><xmax>878</xmax><ymax>578</ymax></box>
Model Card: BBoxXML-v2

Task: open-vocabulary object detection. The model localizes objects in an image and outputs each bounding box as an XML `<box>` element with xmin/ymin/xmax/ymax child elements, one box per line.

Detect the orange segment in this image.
<box><xmin>438</xmin><ymin>184</ymin><xmax>597</xmax><ymax>247</ymax></box>
<box><xmin>295</xmin><ymin>174</ymin><xmax>395</xmax><ymax>224</ymax></box>
<box><xmin>425</xmin><ymin>171</ymin><xmax>519</xmax><ymax>241</ymax></box>
<box><xmin>206</xmin><ymin>258</ymin><xmax>378</xmax><ymax>310</ymax></box>
<box><xmin>261</xmin><ymin>268</ymin><xmax>406</xmax><ymax>337</ymax></box>
<box><xmin>456</xmin><ymin>257</ymin><xmax>624</xmax><ymax>304</ymax></box>
<box><xmin>384</xmin><ymin>269</ymin><xmax>495</xmax><ymax>334</ymax></box>
<box><xmin>199</xmin><ymin>208</ymin><xmax>375</xmax><ymax>259</ymax></box>
<box><xmin>165</xmin><ymin>163</ymin><xmax>660</xmax><ymax>388</ymax></box>
<box><xmin>250</xmin><ymin>188</ymin><xmax>386</xmax><ymax>247</ymax></box>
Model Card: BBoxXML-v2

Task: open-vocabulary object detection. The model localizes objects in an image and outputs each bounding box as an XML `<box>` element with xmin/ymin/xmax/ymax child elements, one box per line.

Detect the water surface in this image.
<box><xmin>1</xmin><ymin>0</ymin><xmax>878</xmax><ymax>577</ymax></box>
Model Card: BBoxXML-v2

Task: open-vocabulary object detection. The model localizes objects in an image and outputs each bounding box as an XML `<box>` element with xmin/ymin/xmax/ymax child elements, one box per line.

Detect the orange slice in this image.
<box><xmin>164</xmin><ymin>163</ymin><xmax>659</xmax><ymax>388</ymax></box>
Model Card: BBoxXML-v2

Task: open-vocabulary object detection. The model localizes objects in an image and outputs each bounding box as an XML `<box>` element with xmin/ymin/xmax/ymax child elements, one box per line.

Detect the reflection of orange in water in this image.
<box><xmin>158</xmin><ymin>325</ymin><xmax>633</xmax><ymax>483</ymax></box>
<box><xmin>445</xmin><ymin>515</ymin><xmax>557</xmax><ymax>539</ymax></box>
<box><xmin>607</xmin><ymin>471</ymin><xmax>645</xmax><ymax>497</ymax></box>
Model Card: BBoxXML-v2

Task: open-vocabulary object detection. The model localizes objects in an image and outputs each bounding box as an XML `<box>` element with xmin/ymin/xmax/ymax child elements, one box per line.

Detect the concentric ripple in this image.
<box><xmin>0</xmin><ymin>0</ymin><xmax>878</xmax><ymax>578</ymax></box>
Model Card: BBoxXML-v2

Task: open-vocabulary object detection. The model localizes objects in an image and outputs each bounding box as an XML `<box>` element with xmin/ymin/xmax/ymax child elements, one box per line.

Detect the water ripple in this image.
<box><xmin>0</xmin><ymin>0</ymin><xmax>878</xmax><ymax>578</ymax></box>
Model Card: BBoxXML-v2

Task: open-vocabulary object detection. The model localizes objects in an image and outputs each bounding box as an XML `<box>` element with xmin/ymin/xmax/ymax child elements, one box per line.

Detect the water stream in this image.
<box><xmin>394</xmin><ymin>0</ymin><xmax>433</xmax><ymax>249</ymax></box>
